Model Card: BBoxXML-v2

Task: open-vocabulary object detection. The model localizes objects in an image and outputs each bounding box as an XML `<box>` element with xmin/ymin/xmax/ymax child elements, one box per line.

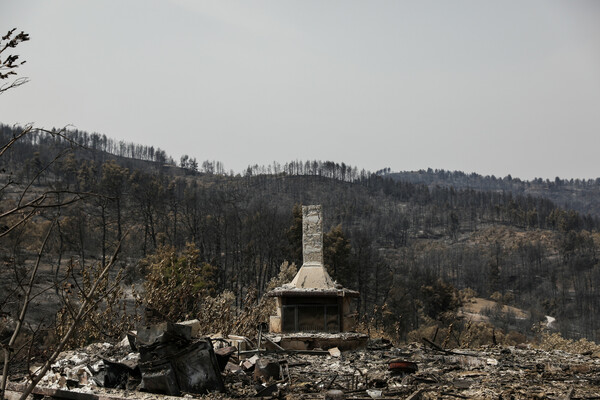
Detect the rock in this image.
<box><xmin>241</xmin><ymin>354</ymin><xmax>259</xmax><ymax>371</ymax></box>
<box><xmin>324</xmin><ymin>389</ymin><xmax>345</xmax><ymax>400</ymax></box>
<box><xmin>177</xmin><ymin>319</ymin><xmax>201</xmax><ymax>338</ymax></box>
<box><xmin>366</xmin><ymin>389</ymin><xmax>383</xmax><ymax>398</ymax></box>
<box><xmin>225</xmin><ymin>361</ymin><xmax>241</xmax><ymax>373</ymax></box>
<box><xmin>28</xmin><ymin>364</ymin><xmax>43</xmax><ymax>377</ymax></box>
<box><xmin>58</xmin><ymin>376</ymin><xmax>67</xmax><ymax>388</ymax></box>
<box><xmin>328</xmin><ymin>347</ymin><xmax>341</xmax><ymax>357</ymax></box>
<box><xmin>242</xmin><ymin>359</ymin><xmax>255</xmax><ymax>371</ymax></box>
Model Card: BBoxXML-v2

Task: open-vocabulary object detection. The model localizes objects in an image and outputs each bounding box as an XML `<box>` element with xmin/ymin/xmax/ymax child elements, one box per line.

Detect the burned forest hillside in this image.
<box><xmin>1</xmin><ymin>123</ymin><xmax>600</xmax><ymax>348</ymax></box>
<box><xmin>387</xmin><ymin>169</ymin><xmax>600</xmax><ymax>219</ymax></box>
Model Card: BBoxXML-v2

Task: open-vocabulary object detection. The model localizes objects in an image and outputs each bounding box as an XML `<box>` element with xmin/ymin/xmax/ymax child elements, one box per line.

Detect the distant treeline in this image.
<box><xmin>388</xmin><ymin>169</ymin><xmax>600</xmax><ymax>218</ymax></box>
<box><xmin>0</xmin><ymin>124</ymin><xmax>175</xmax><ymax>165</ymax></box>
<box><xmin>387</xmin><ymin>168</ymin><xmax>600</xmax><ymax>187</ymax></box>
<box><xmin>1</xmin><ymin>124</ymin><xmax>367</xmax><ymax>182</ymax></box>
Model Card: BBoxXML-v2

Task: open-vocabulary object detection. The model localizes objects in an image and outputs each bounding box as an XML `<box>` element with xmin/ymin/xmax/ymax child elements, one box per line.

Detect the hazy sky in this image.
<box><xmin>1</xmin><ymin>1</ymin><xmax>599</xmax><ymax>179</ymax></box>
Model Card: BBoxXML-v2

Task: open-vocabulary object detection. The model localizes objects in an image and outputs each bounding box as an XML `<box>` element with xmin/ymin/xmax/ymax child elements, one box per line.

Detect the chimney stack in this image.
<box><xmin>302</xmin><ymin>205</ymin><xmax>323</xmax><ymax>266</ymax></box>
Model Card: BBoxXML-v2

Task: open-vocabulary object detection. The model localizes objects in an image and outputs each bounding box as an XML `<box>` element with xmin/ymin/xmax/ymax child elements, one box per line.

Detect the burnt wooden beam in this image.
<box><xmin>5</xmin><ymin>383</ymin><xmax>178</xmax><ymax>400</ymax></box>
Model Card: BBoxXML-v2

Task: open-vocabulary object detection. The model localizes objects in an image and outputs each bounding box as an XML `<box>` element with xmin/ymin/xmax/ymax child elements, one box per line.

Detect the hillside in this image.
<box><xmin>387</xmin><ymin>169</ymin><xmax>600</xmax><ymax>218</ymax></box>
<box><xmin>1</xmin><ymin>124</ymin><xmax>600</xmax><ymax>347</ymax></box>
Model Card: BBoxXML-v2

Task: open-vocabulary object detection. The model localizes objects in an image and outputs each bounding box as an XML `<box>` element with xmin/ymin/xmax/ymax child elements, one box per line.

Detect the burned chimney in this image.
<box><xmin>302</xmin><ymin>205</ymin><xmax>323</xmax><ymax>265</ymax></box>
<box><xmin>267</xmin><ymin>205</ymin><xmax>359</xmax><ymax>333</ymax></box>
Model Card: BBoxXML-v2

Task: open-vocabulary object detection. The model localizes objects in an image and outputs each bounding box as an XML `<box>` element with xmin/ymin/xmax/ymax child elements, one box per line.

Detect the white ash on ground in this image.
<box><xmin>33</xmin><ymin>340</ymin><xmax>139</xmax><ymax>390</ymax></box>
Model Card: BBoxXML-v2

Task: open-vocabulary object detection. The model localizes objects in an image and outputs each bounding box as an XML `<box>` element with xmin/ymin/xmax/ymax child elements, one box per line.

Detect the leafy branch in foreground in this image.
<box><xmin>0</xmin><ymin>28</ymin><xmax>30</xmax><ymax>94</ymax></box>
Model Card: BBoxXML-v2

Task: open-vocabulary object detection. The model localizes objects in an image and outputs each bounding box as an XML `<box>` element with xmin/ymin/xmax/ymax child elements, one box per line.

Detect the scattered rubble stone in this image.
<box><xmin>328</xmin><ymin>347</ymin><xmax>341</xmax><ymax>358</ymax></box>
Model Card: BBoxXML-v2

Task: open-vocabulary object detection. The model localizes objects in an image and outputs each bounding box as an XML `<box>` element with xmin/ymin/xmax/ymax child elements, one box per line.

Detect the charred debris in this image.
<box><xmin>5</xmin><ymin>321</ymin><xmax>600</xmax><ymax>400</ymax></box>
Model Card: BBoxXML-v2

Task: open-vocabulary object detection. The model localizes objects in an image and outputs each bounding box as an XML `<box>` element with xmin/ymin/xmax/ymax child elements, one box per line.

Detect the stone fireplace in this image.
<box><xmin>267</xmin><ymin>205</ymin><xmax>359</xmax><ymax>334</ymax></box>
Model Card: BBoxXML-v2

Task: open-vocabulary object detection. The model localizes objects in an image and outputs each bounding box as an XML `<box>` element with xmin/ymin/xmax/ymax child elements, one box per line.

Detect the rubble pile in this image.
<box><xmin>16</xmin><ymin>333</ymin><xmax>600</xmax><ymax>399</ymax></box>
<box><xmin>35</xmin><ymin>341</ymin><xmax>139</xmax><ymax>390</ymax></box>
<box><xmin>222</xmin><ymin>342</ymin><xmax>600</xmax><ymax>399</ymax></box>
<box><xmin>23</xmin><ymin>322</ymin><xmax>225</xmax><ymax>396</ymax></box>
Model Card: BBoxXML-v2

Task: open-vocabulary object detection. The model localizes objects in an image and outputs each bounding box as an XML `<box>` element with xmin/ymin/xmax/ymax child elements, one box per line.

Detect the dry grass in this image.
<box><xmin>461</xmin><ymin>297</ymin><xmax>528</xmax><ymax>319</ymax></box>
<box><xmin>535</xmin><ymin>332</ymin><xmax>600</xmax><ymax>354</ymax></box>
